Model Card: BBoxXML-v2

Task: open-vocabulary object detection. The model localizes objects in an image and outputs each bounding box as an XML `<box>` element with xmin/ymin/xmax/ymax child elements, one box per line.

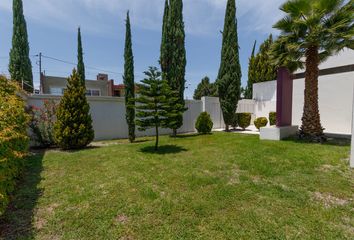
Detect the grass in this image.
<box><xmin>0</xmin><ymin>132</ymin><xmax>353</xmax><ymax>239</ymax></box>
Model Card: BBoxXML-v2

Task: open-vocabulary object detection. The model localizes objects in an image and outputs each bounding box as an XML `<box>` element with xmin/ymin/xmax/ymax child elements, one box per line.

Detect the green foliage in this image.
<box><xmin>195</xmin><ymin>112</ymin><xmax>213</xmax><ymax>134</ymax></box>
<box><xmin>135</xmin><ymin>67</ymin><xmax>177</xmax><ymax>150</ymax></box>
<box><xmin>254</xmin><ymin>117</ymin><xmax>268</xmax><ymax>130</ymax></box>
<box><xmin>160</xmin><ymin>0</ymin><xmax>187</xmax><ymax>135</ymax></box>
<box><xmin>217</xmin><ymin>0</ymin><xmax>242</xmax><ymax>131</ymax></box>
<box><xmin>244</xmin><ymin>40</ymin><xmax>257</xmax><ymax>99</ymax></box>
<box><xmin>231</xmin><ymin>113</ymin><xmax>238</xmax><ymax>129</ymax></box>
<box><xmin>29</xmin><ymin>100</ymin><xmax>57</xmax><ymax>147</ymax></box>
<box><xmin>236</xmin><ymin>113</ymin><xmax>251</xmax><ymax>130</ymax></box>
<box><xmin>0</xmin><ymin>75</ymin><xmax>29</xmax><ymax>215</ymax></box>
<box><xmin>193</xmin><ymin>76</ymin><xmax>218</xmax><ymax>100</ymax></box>
<box><xmin>269</xmin><ymin>112</ymin><xmax>277</xmax><ymax>126</ymax></box>
<box><xmin>77</xmin><ymin>27</ymin><xmax>85</xmax><ymax>84</ymax></box>
<box><xmin>54</xmin><ymin>69</ymin><xmax>94</xmax><ymax>150</ymax></box>
<box><xmin>123</xmin><ymin>11</ymin><xmax>136</xmax><ymax>143</ymax></box>
<box><xmin>9</xmin><ymin>0</ymin><xmax>33</xmax><ymax>92</ymax></box>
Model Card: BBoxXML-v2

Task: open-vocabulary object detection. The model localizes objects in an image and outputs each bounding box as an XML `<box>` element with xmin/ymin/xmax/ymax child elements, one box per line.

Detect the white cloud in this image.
<box><xmin>0</xmin><ymin>0</ymin><xmax>284</xmax><ymax>36</ymax></box>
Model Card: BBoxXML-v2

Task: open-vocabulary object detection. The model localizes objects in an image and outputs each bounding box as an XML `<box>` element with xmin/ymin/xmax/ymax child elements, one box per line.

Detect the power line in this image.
<box><xmin>41</xmin><ymin>54</ymin><xmax>125</xmax><ymax>76</ymax></box>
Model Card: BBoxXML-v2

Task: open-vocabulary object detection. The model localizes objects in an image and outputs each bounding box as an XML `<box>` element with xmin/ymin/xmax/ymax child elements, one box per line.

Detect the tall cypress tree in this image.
<box><xmin>254</xmin><ymin>34</ymin><xmax>277</xmax><ymax>83</ymax></box>
<box><xmin>245</xmin><ymin>40</ymin><xmax>257</xmax><ymax>99</ymax></box>
<box><xmin>77</xmin><ymin>27</ymin><xmax>85</xmax><ymax>84</ymax></box>
<box><xmin>217</xmin><ymin>0</ymin><xmax>242</xmax><ymax>131</ymax></box>
<box><xmin>167</xmin><ymin>0</ymin><xmax>187</xmax><ymax>137</ymax></box>
<box><xmin>9</xmin><ymin>0</ymin><xmax>33</xmax><ymax>92</ymax></box>
<box><xmin>123</xmin><ymin>11</ymin><xmax>135</xmax><ymax>143</ymax></box>
<box><xmin>160</xmin><ymin>0</ymin><xmax>170</xmax><ymax>81</ymax></box>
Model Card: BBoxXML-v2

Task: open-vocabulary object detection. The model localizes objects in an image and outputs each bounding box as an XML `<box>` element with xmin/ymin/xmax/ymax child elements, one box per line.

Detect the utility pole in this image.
<box><xmin>36</xmin><ymin>52</ymin><xmax>43</xmax><ymax>93</ymax></box>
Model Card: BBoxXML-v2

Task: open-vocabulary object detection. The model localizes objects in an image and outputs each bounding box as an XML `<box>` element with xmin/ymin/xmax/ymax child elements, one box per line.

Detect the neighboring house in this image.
<box><xmin>40</xmin><ymin>73</ymin><xmax>130</xmax><ymax>97</ymax></box>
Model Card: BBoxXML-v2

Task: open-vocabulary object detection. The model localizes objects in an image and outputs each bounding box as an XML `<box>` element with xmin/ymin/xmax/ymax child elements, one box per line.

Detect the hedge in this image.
<box><xmin>269</xmin><ymin>112</ymin><xmax>277</xmax><ymax>126</ymax></box>
<box><xmin>0</xmin><ymin>76</ymin><xmax>29</xmax><ymax>215</ymax></box>
<box><xmin>237</xmin><ymin>113</ymin><xmax>252</xmax><ymax>130</ymax></box>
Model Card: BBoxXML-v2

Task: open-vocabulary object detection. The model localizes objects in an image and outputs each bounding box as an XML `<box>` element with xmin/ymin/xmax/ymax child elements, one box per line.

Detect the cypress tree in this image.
<box><xmin>54</xmin><ymin>69</ymin><xmax>94</xmax><ymax>150</ymax></box>
<box><xmin>77</xmin><ymin>27</ymin><xmax>85</xmax><ymax>84</ymax></box>
<box><xmin>254</xmin><ymin>35</ymin><xmax>277</xmax><ymax>83</ymax></box>
<box><xmin>193</xmin><ymin>76</ymin><xmax>218</xmax><ymax>100</ymax></box>
<box><xmin>123</xmin><ymin>11</ymin><xmax>136</xmax><ymax>143</ymax></box>
<box><xmin>166</xmin><ymin>0</ymin><xmax>187</xmax><ymax>137</ymax></box>
<box><xmin>217</xmin><ymin>0</ymin><xmax>242</xmax><ymax>131</ymax></box>
<box><xmin>160</xmin><ymin>0</ymin><xmax>170</xmax><ymax>81</ymax></box>
<box><xmin>9</xmin><ymin>0</ymin><xmax>33</xmax><ymax>92</ymax></box>
<box><xmin>135</xmin><ymin>67</ymin><xmax>175</xmax><ymax>150</ymax></box>
<box><xmin>245</xmin><ymin>40</ymin><xmax>257</xmax><ymax>99</ymax></box>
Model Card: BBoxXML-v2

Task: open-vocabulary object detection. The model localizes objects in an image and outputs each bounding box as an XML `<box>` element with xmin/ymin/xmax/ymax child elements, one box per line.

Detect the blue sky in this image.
<box><xmin>0</xmin><ymin>0</ymin><xmax>285</xmax><ymax>98</ymax></box>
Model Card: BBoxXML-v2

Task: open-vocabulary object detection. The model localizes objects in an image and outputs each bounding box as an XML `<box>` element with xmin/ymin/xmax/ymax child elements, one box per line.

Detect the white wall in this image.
<box><xmin>27</xmin><ymin>95</ymin><xmax>223</xmax><ymax>141</ymax></box>
<box><xmin>252</xmin><ymin>73</ymin><xmax>354</xmax><ymax>134</ymax></box>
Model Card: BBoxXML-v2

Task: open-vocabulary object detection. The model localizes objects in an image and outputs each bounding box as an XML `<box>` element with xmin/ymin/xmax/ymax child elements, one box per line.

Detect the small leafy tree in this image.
<box><xmin>135</xmin><ymin>67</ymin><xmax>174</xmax><ymax>150</ymax></box>
<box><xmin>196</xmin><ymin>112</ymin><xmax>213</xmax><ymax>134</ymax></box>
<box><xmin>193</xmin><ymin>76</ymin><xmax>218</xmax><ymax>100</ymax></box>
<box><xmin>54</xmin><ymin>69</ymin><xmax>94</xmax><ymax>150</ymax></box>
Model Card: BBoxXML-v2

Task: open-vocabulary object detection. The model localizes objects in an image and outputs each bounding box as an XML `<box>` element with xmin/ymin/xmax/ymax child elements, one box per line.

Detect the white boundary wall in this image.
<box><xmin>252</xmin><ymin>49</ymin><xmax>354</xmax><ymax>135</ymax></box>
<box><xmin>253</xmin><ymin>72</ymin><xmax>354</xmax><ymax>135</ymax></box>
<box><xmin>27</xmin><ymin>95</ymin><xmax>224</xmax><ymax>140</ymax></box>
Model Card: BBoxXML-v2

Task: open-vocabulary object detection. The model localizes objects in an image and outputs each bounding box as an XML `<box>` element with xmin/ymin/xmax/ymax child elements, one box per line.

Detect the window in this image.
<box><xmin>50</xmin><ymin>88</ymin><xmax>65</xmax><ymax>95</ymax></box>
<box><xmin>86</xmin><ymin>89</ymin><xmax>101</xmax><ymax>96</ymax></box>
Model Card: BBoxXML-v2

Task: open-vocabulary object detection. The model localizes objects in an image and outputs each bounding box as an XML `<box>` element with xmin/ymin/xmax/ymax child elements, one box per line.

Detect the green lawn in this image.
<box><xmin>1</xmin><ymin>132</ymin><xmax>353</xmax><ymax>239</ymax></box>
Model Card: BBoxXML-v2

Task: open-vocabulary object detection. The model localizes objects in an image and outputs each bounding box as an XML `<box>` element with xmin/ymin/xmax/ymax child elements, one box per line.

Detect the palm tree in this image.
<box><xmin>272</xmin><ymin>0</ymin><xmax>354</xmax><ymax>141</ymax></box>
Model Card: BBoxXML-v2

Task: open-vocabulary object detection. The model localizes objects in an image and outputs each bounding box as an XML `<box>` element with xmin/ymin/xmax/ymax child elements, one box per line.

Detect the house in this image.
<box><xmin>40</xmin><ymin>73</ymin><xmax>130</xmax><ymax>97</ymax></box>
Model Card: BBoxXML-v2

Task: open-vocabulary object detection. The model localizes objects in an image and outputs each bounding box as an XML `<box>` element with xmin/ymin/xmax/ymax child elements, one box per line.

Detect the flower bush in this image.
<box><xmin>29</xmin><ymin>100</ymin><xmax>57</xmax><ymax>147</ymax></box>
<box><xmin>0</xmin><ymin>76</ymin><xmax>29</xmax><ymax>215</ymax></box>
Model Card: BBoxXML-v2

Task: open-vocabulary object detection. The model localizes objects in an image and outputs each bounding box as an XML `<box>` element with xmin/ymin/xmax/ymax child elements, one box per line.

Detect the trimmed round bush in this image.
<box><xmin>236</xmin><ymin>113</ymin><xmax>251</xmax><ymax>130</ymax></box>
<box><xmin>195</xmin><ymin>112</ymin><xmax>213</xmax><ymax>134</ymax></box>
<box><xmin>269</xmin><ymin>112</ymin><xmax>277</xmax><ymax>126</ymax></box>
<box><xmin>254</xmin><ymin>117</ymin><xmax>268</xmax><ymax>130</ymax></box>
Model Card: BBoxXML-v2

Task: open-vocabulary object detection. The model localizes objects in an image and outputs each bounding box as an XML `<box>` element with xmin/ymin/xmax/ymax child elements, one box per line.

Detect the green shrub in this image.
<box><xmin>231</xmin><ymin>113</ymin><xmax>238</xmax><ymax>129</ymax></box>
<box><xmin>195</xmin><ymin>112</ymin><xmax>213</xmax><ymax>134</ymax></box>
<box><xmin>269</xmin><ymin>112</ymin><xmax>277</xmax><ymax>126</ymax></box>
<box><xmin>0</xmin><ymin>76</ymin><xmax>29</xmax><ymax>215</ymax></box>
<box><xmin>236</xmin><ymin>113</ymin><xmax>251</xmax><ymax>130</ymax></box>
<box><xmin>54</xmin><ymin>69</ymin><xmax>94</xmax><ymax>150</ymax></box>
<box><xmin>254</xmin><ymin>117</ymin><xmax>268</xmax><ymax>130</ymax></box>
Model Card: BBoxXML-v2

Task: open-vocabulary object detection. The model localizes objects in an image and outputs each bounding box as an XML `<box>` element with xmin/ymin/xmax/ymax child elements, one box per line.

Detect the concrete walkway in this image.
<box><xmin>214</xmin><ymin>125</ymin><xmax>260</xmax><ymax>135</ymax></box>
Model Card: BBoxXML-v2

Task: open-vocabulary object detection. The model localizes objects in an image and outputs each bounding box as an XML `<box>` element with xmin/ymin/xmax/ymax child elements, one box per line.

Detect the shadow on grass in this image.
<box><xmin>140</xmin><ymin>145</ymin><xmax>188</xmax><ymax>154</ymax></box>
<box><xmin>284</xmin><ymin>136</ymin><xmax>350</xmax><ymax>147</ymax></box>
<box><xmin>174</xmin><ymin>133</ymin><xmax>205</xmax><ymax>139</ymax></box>
<box><xmin>0</xmin><ymin>151</ymin><xmax>44</xmax><ymax>239</ymax></box>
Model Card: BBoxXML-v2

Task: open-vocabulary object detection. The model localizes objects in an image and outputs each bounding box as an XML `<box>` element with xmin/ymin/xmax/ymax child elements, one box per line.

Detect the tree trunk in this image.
<box><xmin>172</xmin><ymin>129</ymin><xmax>177</xmax><ymax>137</ymax></box>
<box><xmin>225</xmin><ymin>124</ymin><xmax>229</xmax><ymax>132</ymax></box>
<box><xmin>155</xmin><ymin>124</ymin><xmax>159</xmax><ymax>151</ymax></box>
<box><xmin>300</xmin><ymin>46</ymin><xmax>324</xmax><ymax>141</ymax></box>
